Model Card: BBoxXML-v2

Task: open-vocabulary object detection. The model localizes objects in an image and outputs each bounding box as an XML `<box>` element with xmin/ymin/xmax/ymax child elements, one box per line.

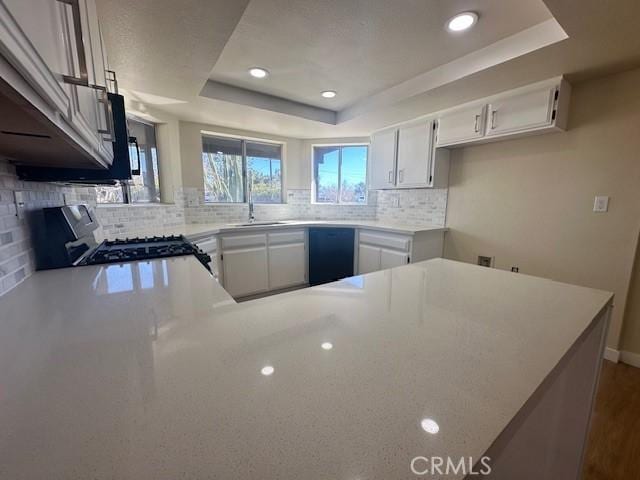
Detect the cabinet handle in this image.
<box><xmin>474</xmin><ymin>114</ymin><xmax>480</xmax><ymax>133</ymax></box>
<box><xmin>58</xmin><ymin>0</ymin><xmax>89</xmax><ymax>87</ymax></box>
<box><xmin>491</xmin><ymin>110</ymin><xmax>498</xmax><ymax>129</ymax></box>
<box><xmin>388</xmin><ymin>170</ymin><xmax>393</xmax><ymax>183</ymax></box>
<box><xmin>399</xmin><ymin>169</ymin><xmax>404</xmax><ymax>183</ymax></box>
<box><xmin>96</xmin><ymin>88</ymin><xmax>114</xmax><ymax>141</ymax></box>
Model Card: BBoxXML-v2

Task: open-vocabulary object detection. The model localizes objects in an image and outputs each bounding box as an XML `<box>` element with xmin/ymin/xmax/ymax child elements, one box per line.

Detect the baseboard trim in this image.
<box><xmin>604</xmin><ymin>347</ymin><xmax>620</xmax><ymax>363</ymax></box>
<box><xmin>620</xmin><ymin>350</ymin><xmax>640</xmax><ymax>368</ymax></box>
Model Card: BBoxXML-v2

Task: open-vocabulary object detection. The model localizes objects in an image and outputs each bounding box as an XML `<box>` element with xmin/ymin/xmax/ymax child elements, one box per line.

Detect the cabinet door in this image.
<box><xmin>1</xmin><ymin>0</ymin><xmax>72</xmax><ymax>115</ymax></box>
<box><xmin>358</xmin><ymin>244</ymin><xmax>381</xmax><ymax>275</ymax></box>
<box><xmin>268</xmin><ymin>242</ymin><xmax>306</xmax><ymax>290</ymax></box>
<box><xmin>84</xmin><ymin>0</ymin><xmax>113</xmax><ymax>163</ymax></box>
<box><xmin>436</xmin><ymin>104</ymin><xmax>486</xmax><ymax>147</ymax></box>
<box><xmin>380</xmin><ymin>248</ymin><xmax>409</xmax><ymax>270</ymax></box>
<box><xmin>222</xmin><ymin>247</ymin><xmax>269</xmax><ymax>298</ymax></box>
<box><xmin>369</xmin><ymin>129</ymin><xmax>397</xmax><ymax>189</ymax></box>
<box><xmin>486</xmin><ymin>87</ymin><xmax>556</xmax><ymax>137</ymax></box>
<box><xmin>396</xmin><ymin>121</ymin><xmax>432</xmax><ymax>188</ymax></box>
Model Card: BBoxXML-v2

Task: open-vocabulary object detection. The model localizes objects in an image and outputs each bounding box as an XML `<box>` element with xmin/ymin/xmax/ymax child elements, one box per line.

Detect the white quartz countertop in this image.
<box><xmin>0</xmin><ymin>258</ymin><xmax>612</xmax><ymax>479</ymax></box>
<box><xmin>102</xmin><ymin>220</ymin><xmax>448</xmax><ymax>241</ymax></box>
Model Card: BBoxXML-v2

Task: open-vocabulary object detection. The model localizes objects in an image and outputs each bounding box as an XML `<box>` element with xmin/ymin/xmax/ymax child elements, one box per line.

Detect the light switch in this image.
<box><xmin>593</xmin><ymin>196</ymin><xmax>609</xmax><ymax>213</ymax></box>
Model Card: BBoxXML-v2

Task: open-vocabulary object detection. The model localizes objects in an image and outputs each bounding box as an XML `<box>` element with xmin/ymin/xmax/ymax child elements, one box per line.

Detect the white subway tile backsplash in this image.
<box><xmin>1</xmin><ymin>157</ymin><xmax>448</xmax><ymax>298</ymax></box>
<box><xmin>0</xmin><ymin>159</ymin><xmax>80</xmax><ymax>296</ymax></box>
<box><xmin>375</xmin><ymin>188</ymin><xmax>447</xmax><ymax>226</ymax></box>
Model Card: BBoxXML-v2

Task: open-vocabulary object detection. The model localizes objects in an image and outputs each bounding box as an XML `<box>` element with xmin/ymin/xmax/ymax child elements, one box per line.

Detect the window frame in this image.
<box><xmin>311</xmin><ymin>143</ymin><xmax>369</xmax><ymax>205</ymax></box>
<box><xmin>96</xmin><ymin>116</ymin><xmax>161</xmax><ymax>205</ymax></box>
<box><xmin>201</xmin><ymin>131</ymin><xmax>285</xmax><ymax>205</ymax></box>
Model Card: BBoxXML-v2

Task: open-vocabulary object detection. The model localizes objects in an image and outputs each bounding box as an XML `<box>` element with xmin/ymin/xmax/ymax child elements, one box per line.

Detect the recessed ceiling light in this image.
<box><xmin>420</xmin><ymin>418</ymin><xmax>440</xmax><ymax>434</ymax></box>
<box><xmin>446</xmin><ymin>12</ymin><xmax>478</xmax><ymax>32</ymax></box>
<box><xmin>321</xmin><ymin>342</ymin><xmax>333</xmax><ymax>350</ymax></box>
<box><xmin>321</xmin><ymin>90</ymin><xmax>337</xmax><ymax>98</ymax></box>
<box><xmin>261</xmin><ymin>365</ymin><xmax>274</xmax><ymax>376</ymax></box>
<box><xmin>249</xmin><ymin>67</ymin><xmax>269</xmax><ymax>79</ymax></box>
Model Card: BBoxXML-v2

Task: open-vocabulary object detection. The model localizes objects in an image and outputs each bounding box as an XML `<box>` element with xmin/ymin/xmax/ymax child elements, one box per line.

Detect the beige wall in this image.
<box><xmin>443</xmin><ymin>67</ymin><xmax>640</xmax><ymax>351</ymax></box>
<box><xmin>621</xmin><ymin>236</ymin><xmax>640</xmax><ymax>354</ymax></box>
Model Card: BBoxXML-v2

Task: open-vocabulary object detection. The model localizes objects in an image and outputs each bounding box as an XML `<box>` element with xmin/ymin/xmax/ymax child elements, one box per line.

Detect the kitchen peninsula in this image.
<box><xmin>0</xmin><ymin>257</ymin><xmax>611</xmax><ymax>479</ymax></box>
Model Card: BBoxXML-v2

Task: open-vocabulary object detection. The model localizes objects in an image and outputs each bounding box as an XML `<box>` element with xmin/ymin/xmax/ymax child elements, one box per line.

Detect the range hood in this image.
<box><xmin>14</xmin><ymin>93</ymin><xmax>138</xmax><ymax>184</ymax></box>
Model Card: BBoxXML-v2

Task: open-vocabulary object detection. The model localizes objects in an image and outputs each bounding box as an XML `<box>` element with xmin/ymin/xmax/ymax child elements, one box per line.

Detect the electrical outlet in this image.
<box><xmin>477</xmin><ymin>256</ymin><xmax>493</xmax><ymax>267</ymax></box>
<box><xmin>593</xmin><ymin>196</ymin><xmax>609</xmax><ymax>213</ymax></box>
<box><xmin>14</xmin><ymin>191</ymin><xmax>26</xmax><ymax>220</ymax></box>
<box><xmin>391</xmin><ymin>194</ymin><xmax>400</xmax><ymax>208</ymax></box>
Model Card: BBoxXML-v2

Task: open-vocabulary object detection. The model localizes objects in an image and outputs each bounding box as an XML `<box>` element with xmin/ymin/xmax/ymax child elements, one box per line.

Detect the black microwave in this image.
<box><xmin>15</xmin><ymin>93</ymin><xmax>139</xmax><ymax>184</ymax></box>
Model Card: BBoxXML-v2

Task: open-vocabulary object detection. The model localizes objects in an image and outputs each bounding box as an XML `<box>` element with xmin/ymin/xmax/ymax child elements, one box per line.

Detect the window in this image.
<box><xmin>202</xmin><ymin>135</ymin><xmax>283</xmax><ymax>203</ymax></box>
<box><xmin>313</xmin><ymin>145</ymin><xmax>368</xmax><ymax>204</ymax></box>
<box><xmin>96</xmin><ymin>118</ymin><xmax>161</xmax><ymax>204</ymax></box>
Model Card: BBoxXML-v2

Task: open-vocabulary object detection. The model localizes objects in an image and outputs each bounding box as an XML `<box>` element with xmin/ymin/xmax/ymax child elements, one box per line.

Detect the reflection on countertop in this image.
<box><xmin>0</xmin><ymin>257</ymin><xmax>612</xmax><ymax>480</ymax></box>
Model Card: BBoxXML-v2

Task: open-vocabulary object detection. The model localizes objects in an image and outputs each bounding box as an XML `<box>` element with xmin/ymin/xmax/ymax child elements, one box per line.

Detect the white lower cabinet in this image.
<box><xmin>358</xmin><ymin>244</ymin><xmax>381</xmax><ymax>275</ymax></box>
<box><xmin>358</xmin><ymin>244</ymin><xmax>409</xmax><ymax>274</ymax></box>
<box><xmin>222</xmin><ymin>246</ymin><xmax>269</xmax><ymax>298</ymax></box>
<box><xmin>357</xmin><ymin>230</ymin><xmax>411</xmax><ymax>275</ymax></box>
<box><xmin>268</xmin><ymin>242</ymin><xmax>306</xmax><ymax>290</ymax></box>
<box><xmin>219</xmin><ymin>229</ymin><xmax>307</xmax><ymax>298</ymax></box>
<box><xmin>357</xmin><ymin>229</ymin><xmax>445</xmax><ymax>275</ymax></box>
<box><xmin>380</xmin><ymin>248</ymin><xmax>409</xmax><ymax>269</ymax></box>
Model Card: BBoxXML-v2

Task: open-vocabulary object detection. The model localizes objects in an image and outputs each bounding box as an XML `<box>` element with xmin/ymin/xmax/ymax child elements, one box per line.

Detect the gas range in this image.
<box><xmin>79</xmin><ymin>235</ymin><xmax>212</xmax><ymax>271</ymax></box>
<box><xmin>31</xmin><ymin>205</ymin><xmax>213</xmax><ymax>272</ymax></box>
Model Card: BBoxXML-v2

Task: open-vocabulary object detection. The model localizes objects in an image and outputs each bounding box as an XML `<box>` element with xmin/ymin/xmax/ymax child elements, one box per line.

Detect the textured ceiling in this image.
<box><xmin>99</xmin><ymin>0</ymin><xmax>640</xmax><ymax>138</ymax></box>
<box><xmin>209</xmin><ymin>0</ymin><xmax>552</xmax><ymax>110</ymax></box>
<box><xmin>95</xmin><ymin>0</ymin><xmax>250</xmax><ymax>98</ymax></box>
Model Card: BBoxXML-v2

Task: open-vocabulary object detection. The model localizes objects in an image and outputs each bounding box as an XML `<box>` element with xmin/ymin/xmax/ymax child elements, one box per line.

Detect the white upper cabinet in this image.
<box><xmin>0</xmin><ymin>0</ymin><xmax>114</xmax><ymax>168</ymax></box>
<box><xmin>434</xmin><ymin>77</ymin><xmax>570</xmax><ymax>149</ymax></box>
<box><xmin>1</xmin><ymin>0</ymin><xmax>72</xmax><ymax>116</ymax></box>
<box><xmin>369</xmin><ymin>129</ymin><xmax>397</xmax><ymax>190</ymax></box>
<box><xmin>436</xmin><ymin>104</ymin><xmax>486</xmax><ymax>147</ymax></box>
<box><xmin>486</xmin><ymin>86</ymin><xmax>556</xmax><ymax>137</ymax></box>
<box><xmin>396</xmin><ymin>121</ymin><xmax>433</xmax><ymax>188</ymax></box>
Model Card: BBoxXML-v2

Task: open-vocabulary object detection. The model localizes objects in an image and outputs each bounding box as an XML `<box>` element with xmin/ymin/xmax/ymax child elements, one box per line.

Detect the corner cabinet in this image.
<box><xmin>0</xmin><ymin>0</ymin><xmax>114</xmax><ymax>168</ymax></box>
<box><xmin>370</xmin><ymin>120</ymin><xmax>449</xmax><ymax>190</ymax></box>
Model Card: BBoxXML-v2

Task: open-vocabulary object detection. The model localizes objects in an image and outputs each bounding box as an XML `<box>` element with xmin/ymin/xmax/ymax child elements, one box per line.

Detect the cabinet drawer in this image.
<box><xmin>221</xmin><ymin>233</ymin><xmax>266</xmax><ymax>249</ymax></box>
<box><xmin>268</xmin><ymin>230</ymin><xmax>305</xmax><ymax>245</ymax></box>
<box><xmin>359</xmin><ymin>230</ymin><xmax>411</xmax><ymax>252</ymax></box>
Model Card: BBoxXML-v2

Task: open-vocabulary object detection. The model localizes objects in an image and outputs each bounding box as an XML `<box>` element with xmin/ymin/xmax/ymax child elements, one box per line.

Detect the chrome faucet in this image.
<box><xmin>247</xmin><ymin>173</ymin><xmax>255</xmax><ymax>223</ymax></box>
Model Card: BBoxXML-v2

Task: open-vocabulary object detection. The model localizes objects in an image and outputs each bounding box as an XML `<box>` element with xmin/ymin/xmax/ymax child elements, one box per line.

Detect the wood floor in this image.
<box><xmin>583</xmin><ymin>360</ymin><xmax>640</xmax><ymax>479</ymax></box>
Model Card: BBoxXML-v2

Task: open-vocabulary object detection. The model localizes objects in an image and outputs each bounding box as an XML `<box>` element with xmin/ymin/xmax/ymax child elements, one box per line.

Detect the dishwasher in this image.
<box><xmin>308</xmin><ymin>228</ymin><xmax>355</xmax><ymax>286</ymax></box>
